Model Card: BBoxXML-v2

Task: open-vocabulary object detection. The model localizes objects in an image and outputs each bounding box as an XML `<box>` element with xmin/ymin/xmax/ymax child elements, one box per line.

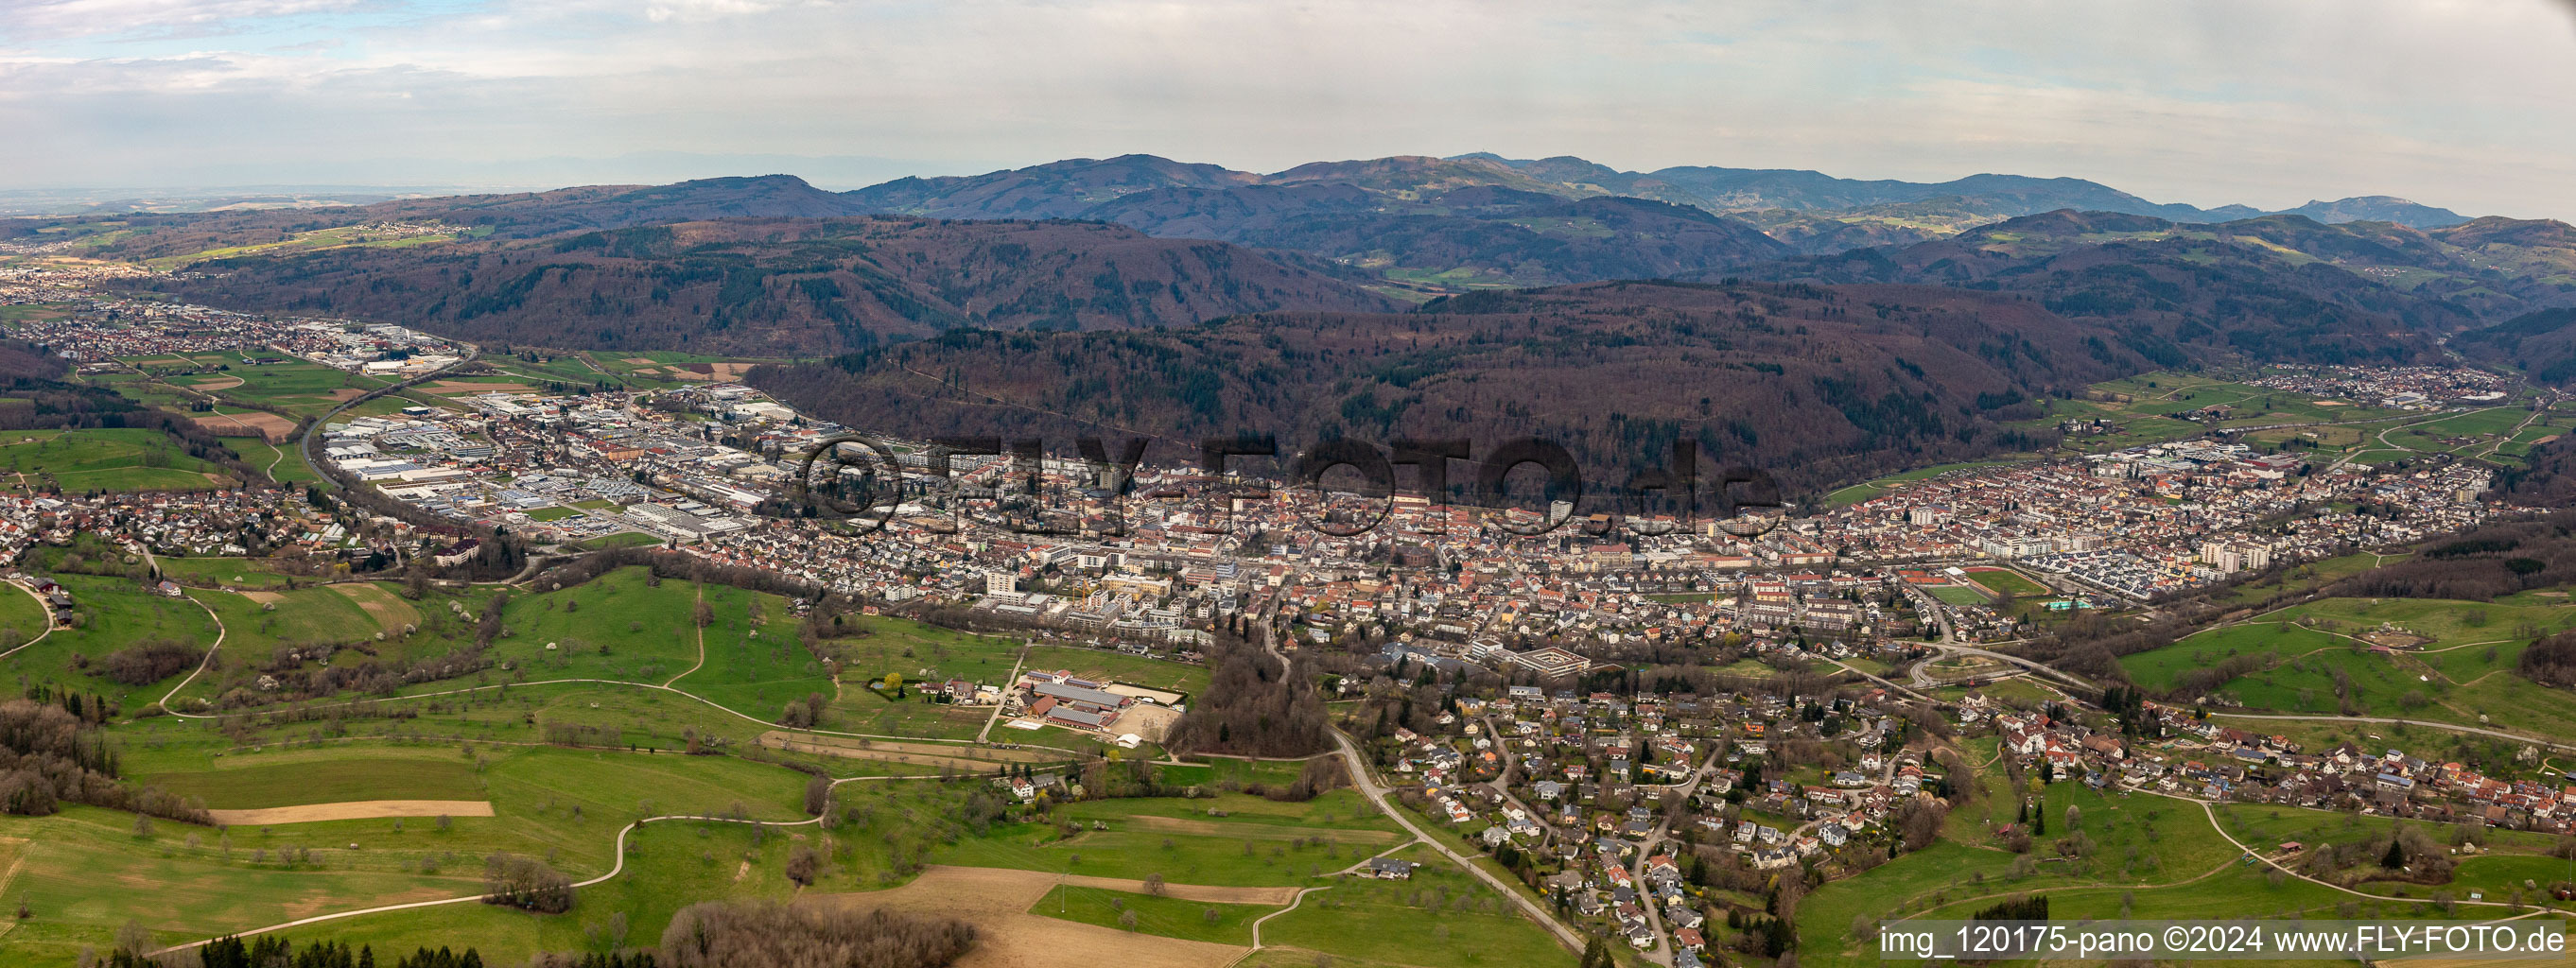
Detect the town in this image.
<box><xmin>6</xmin><ymin>287</ymin><xmax>2573</xmax><ymax>963</ymax></box>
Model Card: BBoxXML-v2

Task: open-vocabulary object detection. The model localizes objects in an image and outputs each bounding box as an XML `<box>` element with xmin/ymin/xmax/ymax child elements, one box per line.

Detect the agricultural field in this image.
<box><xmin>1027</xmin><ymin>883</ymin><xmax>1275</xmax><ymax>944</ymax></box>
<box><xmin>147</xmin><ymin>555</ymin><xmax>320</xmax><ymax>590</ymax></box>
<box><xmin>1256</xmin><ymin>845</ymin><xmax>1570</xmax><ymax>968</ymax></box>
<box><xmin>0</xmin><ymin>428</ymin><xmax>230</xmax><ymax>492</ymax></box>
<box><xmin>0</xmin><ymin>302</ymin><xmax>77</xmax><ymax>322</ymax></box>
<box><xmin>930</xmin><ymin>795</ymin><xmax>1403</xmax><ymax>887</ymax></box>
<box><xmin>202</xmin><ymin>360</ymin><xmax>388</xmax><ymax>418</ymax></box>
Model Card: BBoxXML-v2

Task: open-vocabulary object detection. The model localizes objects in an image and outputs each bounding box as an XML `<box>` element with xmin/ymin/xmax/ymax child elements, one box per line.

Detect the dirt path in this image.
<box><xmin>665</xmin><ymin>582</ymin><xmax>706</xmax><ymax>686</ymax></box>
<box><xmin>1053</xmin><ymin>873</ymin><xmax>1298</xmax><ymax>905</ymax></box>
<box><xmin>978</xmin><ymin>642</ymin><xmax>1031</xmax><ymax>743</ymax></box>
<box><xmin>815</xmin><ymin>865</ymin><xmax>1252</xmax><ymax>968</ymax></box>
<box><xmin>1122</xmin><ymin>814</ymin><xmax>1401</xmax><ymax>846</ymax></box>
<box><xmin>206</xmin><ymin>800</ymin><xmax>496</xmax><ymax>826</ymax></box>
<box><xmin>760</xmin><ymin>733</ymin><xmax>1062</xmax><ymax>772</ymax></box>
<box><xmin>422</xmin><ymin>380</ymin><xmax>539</xmax><ymax>396</ymax></box>
<box><xmin>0</xmin><ymin>836</ymin><xmax>27</xmax><ymax>899</ymax></box>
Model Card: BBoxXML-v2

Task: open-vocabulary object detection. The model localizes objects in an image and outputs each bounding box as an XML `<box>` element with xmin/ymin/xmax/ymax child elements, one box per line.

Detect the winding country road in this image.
<box><xmin>2208</xmin><ymin>711</ymin><xmax>2576</xmax><ymax>754</ymax></box>
<box><xmin>1252</xmin><ymin>614</ymin><xmax>1585</xmax><ymax>956</ymax></box>
<box><xmin>1327</xmin><ymin>725</ymin><xmax>1588</xmax><ymax>955</ymax></box>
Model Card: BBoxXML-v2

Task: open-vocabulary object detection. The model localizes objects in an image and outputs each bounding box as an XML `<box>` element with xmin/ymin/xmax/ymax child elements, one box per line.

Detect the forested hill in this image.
<box><xmin>1714</xmin><ymin>210</ymin><xmax>2576</xmax><ymax>365</ymax></box>
<box><xmin>745</xmin><ymin>280</ymin><xmax>2148</xmax><ymax>493</ymax></box>
<box><xmin>140</xmin><ymin>217</ymin><xmax>1398</xmax><ymax>354</ymax></box>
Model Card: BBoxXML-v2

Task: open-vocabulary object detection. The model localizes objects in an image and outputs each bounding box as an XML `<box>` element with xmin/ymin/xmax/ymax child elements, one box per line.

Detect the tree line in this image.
<box><xmin>0</xmin><ymin>699</ymin><xmax>209</xmax><ymax>823</ymax></box>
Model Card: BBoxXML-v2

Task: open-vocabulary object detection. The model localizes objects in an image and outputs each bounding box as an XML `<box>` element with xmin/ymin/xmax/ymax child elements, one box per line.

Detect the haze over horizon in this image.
<box><xmin>5</xmin><ymin>0</ymin><xmax>2575</xmax><ymax>220</ymax></box>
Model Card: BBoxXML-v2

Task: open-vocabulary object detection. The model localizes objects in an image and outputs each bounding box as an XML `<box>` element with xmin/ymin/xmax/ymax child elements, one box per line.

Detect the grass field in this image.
<box><xmin>0</xmin><ymin>302</ymin><xmax>78</xmax><ymax>321</ymax></box>
<box><xmin>0</xmin><ymin>805</ymin><xmax>480</xmax><ymax>963</ymax></box>
<box><xmin>1963</xmin><ymin>567</ymin><xmax>2049</xmax><ymax>598</ymax></box>
<box><xmin>1029</xmin><ymin>884</ymin><xmax>1274</xmax><ymax>944</ymax></box>
<box><xmin>665</xmin><ymin>583</ymin><xmax>836</xmax><ymax>721</ymax></box>
<box><xmin>1801</xmin><ymin>784</ymin><xmax>2258</xmax><ymax>964</ymax></box>
<box><xmin>2220</xmin><ymin>551</ymin><xmax>2393</xmax><ymax>605</ymax></box>
<box><xmin>0</xmin><ymin>581</ymin><xmax>47</xmax><ymax>648</ymax></box>
<box><xmin>822</xmin><ymin>616</ymin><xmax>1026</xmax><ymax>737</ymax></box>
<box><xmin>1257</xmin><ymin>844</ymin><xmax>1571</xmax><ymax>968</ymax></box>
<box><xmin>3</xmin><ymin>573</ymin><xmax>222</xmax><ymax>708</ymax></box>
<box><xmin>931</xmin><ymin>796</ymin><xmax>1401</xmax><ymax>887</ymax></box>
<box><xmin>496</xmin><ymin>566</ymin><xmax>705</xmax><ymax>684</ymax></box>
<box><xmin>141</xmin><ymin>757</ymin><xmax>487</xmax><ymax>809</ymax></box>
<box><xmin>208</xmin><ymin>360</ymin><xmax>387</xmax><ymax>418</ymax></box>
<box><xmin>2119</xmin><ymin>621</ymin><xmax>2343</xmax><ymax>693</ymax></box>
<box><xmin>230</xmin><ymin>439</ymin><xmax>320</xmax><ymax>484</ymax></box>
<box><xmin>0</xmin><ymin>428</ymin><xmax>227</xmax><ymax>492</ymax></box>
<box><xmin>1024</xmin><ymin>645</ymin><xmax>1209</xmax><ymax>698</ymax></box>
<box><xmin>1825</xmin><ymin>459</ymin><xmax>2024</xmax><ymax>507</ymax></box>
<box><xmin>2119</xmin><ymin>594</ymin><xmax>2576</xmax><ymax>734</ymax></box>
<box><xmin>576</xmin><ymin>531</ymin><xmax>666</xmax><ymax>550</ymax></box>
<box><xmin>1927</xmin><ymin>585</ymin><xmax>1988</xmax><ymax>606</ymax></box>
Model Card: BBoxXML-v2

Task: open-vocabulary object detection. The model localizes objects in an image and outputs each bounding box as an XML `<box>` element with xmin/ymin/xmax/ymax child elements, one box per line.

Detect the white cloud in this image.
<box><xmin>0</xmin><ymin>0</ymin><xmax>2569</xmax><ymax>219</ymax></box>
<box><xmin>0</xmin><ymin>0</ymin><xmax>365</xmax><ymax>41</ymax></box>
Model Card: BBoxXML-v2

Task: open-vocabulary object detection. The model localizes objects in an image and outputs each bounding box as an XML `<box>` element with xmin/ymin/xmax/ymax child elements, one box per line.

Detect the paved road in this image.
<box><xmin>1929</xmin><ymin>642</ymin><xmax>2095</xmax><ymax>691</ymax></box>
<box><xmin>1481</xmin><ymin>715</ymin><xmax>1565</xmax><ymax>842</ymax></box>
<box><xmin>1625</xmin><ymin>743</ymin><xmax>1725</xmax><ymax>964</ymax></box>
<box><xmin>2145</xmin><ymin>787</ymin><xmax>2561</xmax><ymax>916</ymax></box>
<box><xmin>1328</xmin><ymin>725</ymin><xmax>1587</xmax><ymax>955</ymax></box>
<box><xmin>1254</xmin><ymin>609</ymin><xmax>1579</xmax><ymax>955</ymax></box>
<box><xmin>976</xmin><ymin>642</ymin><xmax>1033</xmax><ymax>743</ymax></box>
<box><xmin>0</xmin><ymin>580</ymin><xmax>60</xmax><ymax>661</ymax></box>
<box><xmin>2208</xmin><ymin>711</ymin><xmax>2576</xmax><ymax>754</ymax></box>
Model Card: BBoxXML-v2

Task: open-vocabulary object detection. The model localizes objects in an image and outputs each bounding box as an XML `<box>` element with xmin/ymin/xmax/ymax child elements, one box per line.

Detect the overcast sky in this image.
<box><xmin>4</xmin><ymin>0</ymin><xmax>2573</xmax><ymax>218</ymax></box>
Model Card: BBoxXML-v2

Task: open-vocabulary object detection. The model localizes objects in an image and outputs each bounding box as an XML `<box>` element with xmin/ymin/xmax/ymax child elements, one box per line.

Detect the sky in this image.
<box><xmin>3</xmin><ymin>0</ymin><xmax>2574</xmax><ymax>218</ymax></box>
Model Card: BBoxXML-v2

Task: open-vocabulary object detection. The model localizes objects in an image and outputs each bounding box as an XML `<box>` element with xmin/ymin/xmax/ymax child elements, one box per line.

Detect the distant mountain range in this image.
<box><xmin>29</xmin><ymin>154</ymin><xmax>2567</xmax><ymax>360</ymax></box>
<box><xmin>121</xmin><ymin>216</ymin><xmax>1395</xmax><ymax>354</ymax></box>
<box><xmin>830</xmin><ymin>153</ymin><xmax>2476</xmax><ymax>284</ymax></box>
<box><xmin>844</xmin><ymin>151</ymin><xmax>2473</xmax><ymax>229</ymax></box>
<box><xmin>14</xmin><ymin>153</ymin><xmax>2576</xmax><ymax>493</ymax></box>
